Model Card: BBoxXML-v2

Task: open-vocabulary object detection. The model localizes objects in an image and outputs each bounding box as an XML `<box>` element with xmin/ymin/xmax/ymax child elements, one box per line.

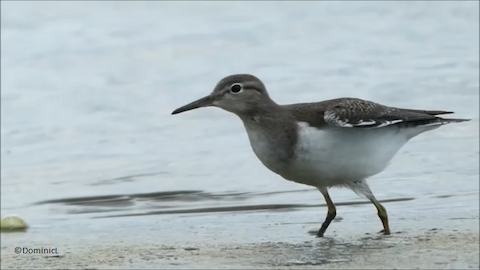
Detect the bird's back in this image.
<box><xmin>281</xmin><ymin>97</ymin><xmax>469</xmax><ymax>131</ymax></box>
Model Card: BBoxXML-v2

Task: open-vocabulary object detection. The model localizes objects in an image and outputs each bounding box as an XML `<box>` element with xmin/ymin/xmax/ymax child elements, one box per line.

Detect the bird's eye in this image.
<box><xmin>230</xmin><ymin>83</ymin><xmax>243</xmax><ymax>94</ymax></box>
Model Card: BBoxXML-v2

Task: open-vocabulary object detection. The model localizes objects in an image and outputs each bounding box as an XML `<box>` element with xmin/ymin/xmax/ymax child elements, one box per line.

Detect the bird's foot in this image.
<box><xmin>377</xmin><ymin>229</ymin><xmax>391</xmax><ymax>235</ymax></box>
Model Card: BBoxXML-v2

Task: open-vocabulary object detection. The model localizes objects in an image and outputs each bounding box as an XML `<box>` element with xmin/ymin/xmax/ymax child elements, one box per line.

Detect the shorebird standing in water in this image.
<box><xmin>172</xmin><ymin>74</ymin><xmax>469</xmax><ymax>237</ymax></box>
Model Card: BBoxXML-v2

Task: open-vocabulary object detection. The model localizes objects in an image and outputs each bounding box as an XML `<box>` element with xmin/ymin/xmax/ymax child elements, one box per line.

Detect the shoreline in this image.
<box><xmin>2</xmin><ymin>194</ymin><xmax>479</xmax><ymax>269</ymax></box>
<box><xmin>2</xmin><ymin>228</ymin><xmax>478</xmax><ymax>269</ymax></box>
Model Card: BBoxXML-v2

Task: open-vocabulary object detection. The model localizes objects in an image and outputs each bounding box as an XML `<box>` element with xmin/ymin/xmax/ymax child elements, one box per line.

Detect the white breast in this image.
<box><xmin>244</xmin><ymin>119</ymin><xmax>437</xmax><ymax>189</ymax></box>
<box><xmin>290</xmin><ymin>122</ymin><xmax>412</xmax><ymax>187</ymax></box>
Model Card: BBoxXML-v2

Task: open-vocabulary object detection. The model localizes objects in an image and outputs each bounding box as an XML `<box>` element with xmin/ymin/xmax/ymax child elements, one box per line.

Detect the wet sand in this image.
<box><xmin>2</xmin><ymin>230</ymin><xmax>478</xmax><ymax>269</ymax></box>
<box><xmin>2</xmin><ymin>195</ymin><xmax>479</xmax><ymax>269</ymax></box>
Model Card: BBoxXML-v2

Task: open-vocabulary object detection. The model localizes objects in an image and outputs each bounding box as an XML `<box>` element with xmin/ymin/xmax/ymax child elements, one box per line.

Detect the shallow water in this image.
<box><xmin>1</xmin><ymin>1</ymin><xmax>479</xmax><ymax>263</ymax></box>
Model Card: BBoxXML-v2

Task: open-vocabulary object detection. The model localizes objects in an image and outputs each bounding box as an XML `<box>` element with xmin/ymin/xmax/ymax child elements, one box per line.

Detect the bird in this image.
<box><xmin>171</xmin><ymin>74</ymin><xmax>470</xmax><ymax>237</ymax></box>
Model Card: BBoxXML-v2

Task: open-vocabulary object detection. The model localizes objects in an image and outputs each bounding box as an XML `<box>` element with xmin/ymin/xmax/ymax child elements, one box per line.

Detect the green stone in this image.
<box><xmin>1</xmin><ymin>215</ymin><xmax>29</xmax><ymax>232</ymax></box>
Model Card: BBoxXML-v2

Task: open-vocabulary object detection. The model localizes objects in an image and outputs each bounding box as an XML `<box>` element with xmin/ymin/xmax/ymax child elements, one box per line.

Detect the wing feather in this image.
<box><xmin>284</xmin><ymin>97</ymin><xmax>469</xmax><ymax>129</ymax></box>
<box><xmin>323</xmin><ymin>99</ymin><xmax>441</xmax><ymax>128</ymax></box>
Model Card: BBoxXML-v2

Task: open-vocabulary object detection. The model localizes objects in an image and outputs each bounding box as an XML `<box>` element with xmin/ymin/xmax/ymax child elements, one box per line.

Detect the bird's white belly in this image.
<box><xmin>287</xmin><ymin>123</ymin><xmax>411</xmax><ymax>187</ymax></box>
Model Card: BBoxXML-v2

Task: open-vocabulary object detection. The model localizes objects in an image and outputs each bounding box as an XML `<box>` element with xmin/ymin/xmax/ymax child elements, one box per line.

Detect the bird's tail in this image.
<box><xmin>414</xmin><ymin>117</ymin><xmax>470</xmax><ymax>128</ymax></box>
<box><xmin>442</xmin><ymin>118</ymin><xmax>472</xmax><ymax>123</ymax></box>
<box><xmin>438</xmin><ymin>118</ymin><xmax>471</xmax><ymax>123</ymax></box>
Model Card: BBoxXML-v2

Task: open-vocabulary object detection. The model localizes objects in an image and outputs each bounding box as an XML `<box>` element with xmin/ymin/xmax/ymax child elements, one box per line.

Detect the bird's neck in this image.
<box><xmin>239</xmin><ymin>97</ymin><xmax>284</xmax><ymax>120</ymax></box>
<box><xmin>238</xmin><ymin>106</ymin><xmax>299</xmax><ymax>165</ymax></box>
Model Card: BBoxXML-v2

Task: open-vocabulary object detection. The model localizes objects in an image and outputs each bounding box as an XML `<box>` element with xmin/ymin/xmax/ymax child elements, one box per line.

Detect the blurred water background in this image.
<box><xmin>1</xmin><ymin>1</ymin><xmax>478</xmax><ymax>243</ymax></box>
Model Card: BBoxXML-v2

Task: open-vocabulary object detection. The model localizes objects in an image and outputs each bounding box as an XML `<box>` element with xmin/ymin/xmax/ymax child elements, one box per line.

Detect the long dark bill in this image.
<box><xmin>171</xmin><ymin>95</ymin><xmax>214</xmax><ymax>115</ymax></box>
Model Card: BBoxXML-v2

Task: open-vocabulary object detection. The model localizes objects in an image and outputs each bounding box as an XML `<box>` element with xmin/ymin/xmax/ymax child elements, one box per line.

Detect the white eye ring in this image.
<box><xmin>230</xmin><ymin>83</ymin><xmax>243</xmax><ymax>94</ymax></box>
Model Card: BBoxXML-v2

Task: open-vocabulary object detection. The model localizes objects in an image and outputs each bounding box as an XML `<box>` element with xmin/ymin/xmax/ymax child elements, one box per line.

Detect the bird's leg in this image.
<box><xmin>369</xmin><ymin>197</ymin><xmax>390</xmax><ymax>235</ymax></box>
<box><xmin>348</xmin><ymin>180</ymin><xmax>390</xmax><ymax>235</ymax></box>
<box><xmin>317</xmin><ymin>188</ymin><xmax>336</xmax><ymax>237</ymax></box>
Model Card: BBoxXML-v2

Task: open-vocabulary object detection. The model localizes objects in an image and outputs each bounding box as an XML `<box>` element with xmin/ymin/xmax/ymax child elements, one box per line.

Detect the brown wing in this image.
<box><xmin>283</xmin><ymin>98</ymin><xmax>467</xmax><ymax>129</ymax></box>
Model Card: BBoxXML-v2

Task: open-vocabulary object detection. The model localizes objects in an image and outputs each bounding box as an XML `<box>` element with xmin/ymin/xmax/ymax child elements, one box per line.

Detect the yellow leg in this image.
<box><xmin>317</xmin><ymin>189</ymin><xmax>336</xmax><ymax>237</ymax></box>
<box><xmin>371</xmin><ymin>199</ymin><xmax>390</xmax><ymax>235</ymax></box>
